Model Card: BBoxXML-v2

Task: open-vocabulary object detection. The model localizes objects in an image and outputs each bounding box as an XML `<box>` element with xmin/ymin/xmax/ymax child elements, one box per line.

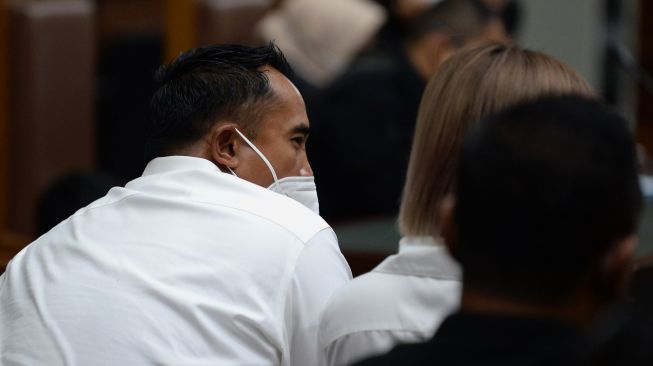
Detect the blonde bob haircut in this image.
<box><xmin>399</xmin><ymin>42</ymin><xmax>594</xmax><ymax>237</ymax></box>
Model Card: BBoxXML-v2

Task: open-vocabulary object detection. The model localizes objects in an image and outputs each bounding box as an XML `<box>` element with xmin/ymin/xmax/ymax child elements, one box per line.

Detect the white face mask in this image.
<box><xmin>230</xmin><ymin>128</ymin><xmax>320</xmax><ymax>215</ymax></box>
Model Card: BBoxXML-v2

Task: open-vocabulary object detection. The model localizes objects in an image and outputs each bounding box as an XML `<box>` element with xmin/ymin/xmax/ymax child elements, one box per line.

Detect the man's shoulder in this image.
<box><xmin>252</xmin><ymin>192</ymin><xmax>332</xmax><ymax>244</ymax></box>
<box><xmin>126</xmin><ymin>163</ymin><xmax>332</xmax><ymax>244</ymax></box>
<box><xmin>211</xmin><ymin>178</ymin><xmax>330</xmax><ymax>244</ymax></box>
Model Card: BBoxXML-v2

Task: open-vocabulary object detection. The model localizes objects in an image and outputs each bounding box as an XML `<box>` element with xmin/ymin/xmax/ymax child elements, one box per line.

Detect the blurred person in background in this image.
<box><xmin>356</xmin><ymin>96</ymin><xmax>643</xmax><ymax>366</ymax></box>
<box><xmin>311</xmin><ymin>0</ymin><xmax>506</xmax><ymax>221</ymax></box>
<box><xmin>373</xmin><ymin>0</ymin><xmax>440</xmax><ymax>49</ymax></box>
<box><xmin>373</xmin><ymin>0</ymin><xmax>516</xmax><ymax>47</ymax></box>
<box><xmin>0</xmin><ymin>43</ymin><xmax>351</xmax><ymax>366</ymax></box>
<box><xmin>317</xmin><ymin>42</ymin><xmax>594</xmax><ymax>366</ymax></box>
<box><xmin>36</xmin><ymin>171</ymin><xmax>125</xmax><ymax>236</ymax></box>
<box><xmin>257</xmin><ymin>0</ymin><xmax>385</xmax><ymax>88</ymax></box>
<box><xmin>483</xmin><ymin>0</ymin><xmax>521</xmax><ymax>36</ymax></box>
<box><xmin>257</xmin><ymin>0</ymin><xmax>386</xmax><ymax>161</ymax></box>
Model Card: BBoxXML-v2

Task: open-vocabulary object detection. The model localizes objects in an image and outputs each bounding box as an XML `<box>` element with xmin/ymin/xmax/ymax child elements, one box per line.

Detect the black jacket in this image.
<box><xmin>354</xmin><ymin>312</ymin><xmax>583</xmax><ymax>366</ymax></box>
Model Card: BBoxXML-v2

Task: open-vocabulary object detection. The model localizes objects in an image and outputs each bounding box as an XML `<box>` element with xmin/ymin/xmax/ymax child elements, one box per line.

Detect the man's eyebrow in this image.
<box><xmin>291</xmin><ymin>123</ymin><xmax>310</xmax><ymax>136</ymax></box>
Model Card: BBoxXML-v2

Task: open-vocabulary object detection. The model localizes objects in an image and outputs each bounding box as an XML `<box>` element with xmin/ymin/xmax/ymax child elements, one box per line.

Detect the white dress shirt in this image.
<box><xmin>318</xmin><ymin>237</ymin><xmax>461</xmax><ymax>366</ymax></box>
<box><xmin>0</xmin><ymin>156</ymin><xmax>351</xmax><ymax>366</ymax></box>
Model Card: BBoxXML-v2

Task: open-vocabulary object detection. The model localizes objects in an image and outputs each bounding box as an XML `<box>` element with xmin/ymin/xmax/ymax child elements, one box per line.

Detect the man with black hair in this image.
<box><xmin>356</xmin><ymin>96</ymin><xmax>643</xmax><ymax>365</ymax></box>
<box><xmin>0</xmin><ymin>43</ymin><xmax>351</xmax><ymax>365</ymax></box>
<box><xmin>311</xmin><ymin>0</ymin><xmax>505</xmax><ymax>220</ymax></box>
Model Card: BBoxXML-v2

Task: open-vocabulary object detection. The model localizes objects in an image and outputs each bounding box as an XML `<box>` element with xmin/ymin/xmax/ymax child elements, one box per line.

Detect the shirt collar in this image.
<box><xmin>142</xmin><ymin>156</ymin><xmax>223</xmax><ymax>176</ymax></box>
<box><xmin>374</xmin><ymin>236</ymin><xmax>461</xmax><ymax>280</ymax></box>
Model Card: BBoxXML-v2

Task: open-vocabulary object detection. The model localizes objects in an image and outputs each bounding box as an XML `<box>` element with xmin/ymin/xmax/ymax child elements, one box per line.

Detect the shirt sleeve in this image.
<box><xmin>285</xmin><ymin>228</ymin><xmax>352</xmax><ymax>366</ymax></box>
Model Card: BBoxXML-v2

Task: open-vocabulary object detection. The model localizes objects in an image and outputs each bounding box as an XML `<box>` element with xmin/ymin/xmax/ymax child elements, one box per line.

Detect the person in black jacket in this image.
<box><xmin>356</xmin><ymin>96</ymin><xmax>643</xmax><ymax>365</ymax></box>
<box><xmin>310</xmin><ymin>0</ymin><xmax>505</xmax><ymax>220</ymax></box>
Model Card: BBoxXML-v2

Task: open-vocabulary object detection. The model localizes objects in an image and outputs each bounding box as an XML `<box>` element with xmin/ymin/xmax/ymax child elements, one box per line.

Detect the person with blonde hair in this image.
<box><xmin>318</xmin><ymin>42</ymin><xmax>594</xmax><ymax>366</ymax></box>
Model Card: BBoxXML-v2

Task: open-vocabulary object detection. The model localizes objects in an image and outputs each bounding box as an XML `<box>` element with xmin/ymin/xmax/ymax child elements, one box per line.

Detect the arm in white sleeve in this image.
<box><xmin>285</xmin><ymin>228</ymin><xmax>352</xmax><ymax>366</ymax></box>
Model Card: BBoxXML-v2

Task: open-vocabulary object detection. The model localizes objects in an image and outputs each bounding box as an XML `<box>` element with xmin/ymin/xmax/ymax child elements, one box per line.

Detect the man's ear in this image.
<box><xmin>597</xmin><ymin>234</ymin><xmax>638</xmax><ymax>300</ymax></box>
<box><xmin>439</xmin><ymin>194</ymin><xmax>460</xmax><ymax>259</ymax></box>
<box><xmin>208</xmin><ymin>122</ymin><xmax>240</xmax><ymax>171</ymax></box>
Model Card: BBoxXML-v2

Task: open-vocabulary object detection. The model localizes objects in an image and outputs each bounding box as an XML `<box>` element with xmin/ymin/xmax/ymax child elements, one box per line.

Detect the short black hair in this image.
<box><xmin>146</xmin><ymin>43</ymin><xmax>292</xmax><ymax>161</ymax></box>
<box><xmin>454</xmin><ymin>96</ymin><xmax>642</xmax><ymax>303</ymax></box>
<box><xmin>406</xmin><ymin>0</ymin><xmax>492</xmax><ymax>42</ymax></box>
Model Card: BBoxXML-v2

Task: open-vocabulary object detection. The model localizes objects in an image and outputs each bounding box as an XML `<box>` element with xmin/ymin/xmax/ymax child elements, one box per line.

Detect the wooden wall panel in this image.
<box><xmin>7</xmin><ymin>1</ymin><xmax>95</xmax><ymax>236</ymax></box>
<box><xmin>164</xmin><ymin>0</ymin><xmax>195</xmax><ymax>61</ymax></box>
<box><xmin>0</xmin><ymin>0</ymin><xmax>8</xmax><ymax>231</ymax></box>
<box><xmin>97</xmin><ymin>0</ymin><xmax>163</xmax><ymax>45</ymax></box>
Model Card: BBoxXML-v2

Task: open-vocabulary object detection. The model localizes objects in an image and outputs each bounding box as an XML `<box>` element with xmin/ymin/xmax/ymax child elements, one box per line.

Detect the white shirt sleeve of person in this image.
<box><xmin>285</xmin><ymin>229</ymin><xmax>352</xmax><ymax>365</ymax></box>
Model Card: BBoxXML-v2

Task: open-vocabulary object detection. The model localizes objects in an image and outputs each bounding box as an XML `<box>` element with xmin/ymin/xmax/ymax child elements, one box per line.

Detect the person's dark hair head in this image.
<box><xmin>146</xmin><ymin>43</ymin><xmax>292</xmax><ymax>161</ymax></box>
<box><xmin>406</xmin><ymin>0</ymin><xmax>493</xmax><ymax>43</ymax></box>
<box><xmin>454</xmin><ymin>95</ymin><xmax>642</xmax><ymax>304</ymax></box>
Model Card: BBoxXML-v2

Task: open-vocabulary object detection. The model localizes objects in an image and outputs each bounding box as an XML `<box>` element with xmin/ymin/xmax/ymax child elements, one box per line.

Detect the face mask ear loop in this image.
<box><xmin>227</xmin><ymin>167</ymin><xmax>237</xmax><ymax>176</ymax></box>
<box><xmin>234</xmin><ymin>128</ymin><xmax>284</xmax><ymax>194</ymax></box>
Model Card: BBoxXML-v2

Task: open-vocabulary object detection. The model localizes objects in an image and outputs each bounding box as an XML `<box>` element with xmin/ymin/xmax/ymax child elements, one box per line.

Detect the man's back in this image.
<box><xmin>0</xmin><ymin>156</ymin><xmax>351</xmax><ymax>365</ymax></box>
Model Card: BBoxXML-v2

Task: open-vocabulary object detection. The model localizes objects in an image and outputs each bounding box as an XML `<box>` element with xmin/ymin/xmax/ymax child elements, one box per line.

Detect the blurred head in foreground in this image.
<box><xmin>442</xmin><ymin>96</ymin><xmax>641</xmax><ymax>321</ymax></box>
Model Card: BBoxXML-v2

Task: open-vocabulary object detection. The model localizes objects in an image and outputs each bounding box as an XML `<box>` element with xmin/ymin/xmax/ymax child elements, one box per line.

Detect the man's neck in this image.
<box><xmin>460</xmin><ymin>289</ymin><xmax>600</xmax><ymax>327</ymax></box>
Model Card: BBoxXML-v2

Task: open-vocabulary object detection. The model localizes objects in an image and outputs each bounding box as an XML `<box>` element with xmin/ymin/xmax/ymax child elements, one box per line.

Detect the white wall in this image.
<box><xmin>517</xmin><ymin>0</ymin><xmax>603</xmax><ymax>90</ymax></box>
<box><xmin>516</xmin><ymin>0</ymin><xmax>639</xmax><ymax>124</ymax></box>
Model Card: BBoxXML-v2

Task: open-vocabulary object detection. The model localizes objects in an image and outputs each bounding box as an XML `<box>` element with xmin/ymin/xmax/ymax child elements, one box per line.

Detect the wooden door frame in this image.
<box><xmin>0</xmin><ymin>0</ymin><xmax>8</xmax><ymax>232</ymax></box>
<box><xmin>164</xmin><ymin>0</ymin><xmax>196</xmax><ymax>62</ymax></box>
